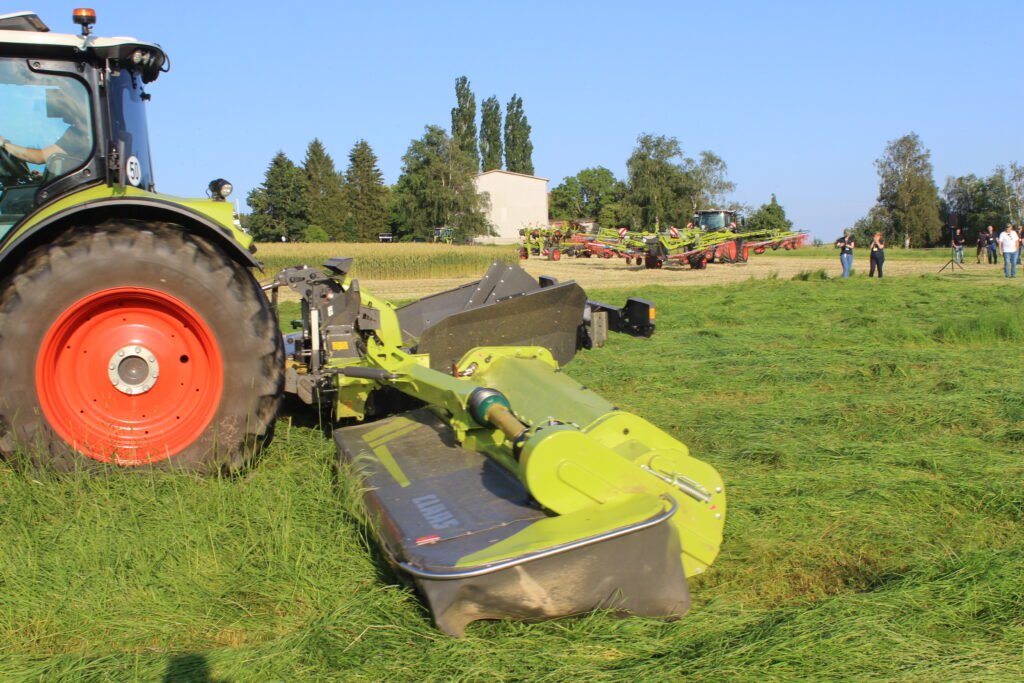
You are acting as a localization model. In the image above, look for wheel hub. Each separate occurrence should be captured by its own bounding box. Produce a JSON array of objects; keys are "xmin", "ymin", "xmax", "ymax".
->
[{"xmin": 107, "ymin": 345, "xmax": 159, "ymax": 395}]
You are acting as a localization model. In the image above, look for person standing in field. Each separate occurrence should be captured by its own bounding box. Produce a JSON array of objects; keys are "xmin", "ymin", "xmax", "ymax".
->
[
  {"xmin": 986, "ymin": 225, "xmax": 999, "ymax": 264},
  {"xmin": 951, "ymin": 227, "xmax": 965, "ymax": 263},
  {"xmin": 834, "ymin": 229, "xmax": 855, "ymax": 278},
  {"xmin": 998, "ymin": 224, "xmax": 1020, "ymax": 278},
  {"xmin": 869, "ymin": 232, "xmax": 885, "ymax": 277},
  {"xmin": 976, "ymin": 232, "xmax": 986, "ymax": 263}
]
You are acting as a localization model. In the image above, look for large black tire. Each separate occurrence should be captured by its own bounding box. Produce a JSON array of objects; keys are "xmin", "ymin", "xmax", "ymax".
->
[
  {"xmin": 0, "ymin": 221, "xmax": 284, "ymax": 473},
  {"xmin": 735, "ymin": 238, "xmax": 748, "ymax": 263}
]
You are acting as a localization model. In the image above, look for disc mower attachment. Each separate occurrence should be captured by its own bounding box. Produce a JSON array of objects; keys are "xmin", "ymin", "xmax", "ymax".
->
[
  {"xmin": 270, "ymin": 259, "xmax": 724, "ymax": 635},
  {"xmin": 335, "ymin": 408, "xmax": 691, "ymax": 637}
]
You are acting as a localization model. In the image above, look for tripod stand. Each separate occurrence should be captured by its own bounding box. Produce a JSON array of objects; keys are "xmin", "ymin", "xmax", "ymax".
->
[{"xmin": 938, "ymin": 244, "xmax": 966, "ymax": 274}]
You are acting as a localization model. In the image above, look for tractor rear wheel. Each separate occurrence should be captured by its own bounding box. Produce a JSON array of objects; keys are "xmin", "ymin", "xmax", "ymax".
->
[{"xmin": 0, "ymin": 222, "xmax": 284, "ymax": 473}]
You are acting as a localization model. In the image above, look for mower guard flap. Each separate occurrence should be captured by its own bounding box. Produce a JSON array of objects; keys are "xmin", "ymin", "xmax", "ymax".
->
[
  {"xmin": 335, "ymin": 408, "xmax": 691, "ymax": 636},
  {"xmin": 397, "ymin": 262, "xmax": 588, "ymax": 370}
]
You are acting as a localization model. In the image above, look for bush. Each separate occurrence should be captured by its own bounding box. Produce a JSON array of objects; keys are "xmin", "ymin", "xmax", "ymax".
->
[{"xmin": 302, "ymin": 224, "xmax": 330, "ymax": 242}]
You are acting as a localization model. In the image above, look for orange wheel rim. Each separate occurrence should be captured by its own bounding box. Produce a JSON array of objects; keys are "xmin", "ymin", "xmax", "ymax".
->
[{"xmin": 36, "ymin": 287, "xmax": 223, "ymax": 464}]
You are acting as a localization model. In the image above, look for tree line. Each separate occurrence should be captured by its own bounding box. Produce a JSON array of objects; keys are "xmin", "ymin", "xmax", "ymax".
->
[
  {"xmin": 245, "ymin": 77, "xmax": 536, "ymax": 242},
  {"xmin": 852, "ymin": 132, "xmax": 1022, "ymax": 247},
  {"xmin": 549, "ymin": 134, "xmax": 794, "ymax": 233}
]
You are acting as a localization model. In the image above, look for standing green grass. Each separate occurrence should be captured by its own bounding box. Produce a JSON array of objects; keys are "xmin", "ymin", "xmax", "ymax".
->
[{"xmin": 2, "ymin": 275, "xmax": 1023, "ymax": 680}]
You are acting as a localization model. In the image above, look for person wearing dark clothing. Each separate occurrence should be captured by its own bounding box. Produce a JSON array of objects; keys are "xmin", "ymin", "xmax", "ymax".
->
[
  {"xmin": 834, "ymin": 229, "xmax": 854, "ymax": 278},
  {"xmin": 869, "ymin": 232, "xmax": 885, "ymax": 277},
  {"xmin": 985, "ymin": 226, "xmax": 999, "ymax": 264},
  {"xmin": 976, "ymin": 233, "xmax": 986, "ymax": 263},
  {"xmin": 951, "ymin": 228, "xmax": 965, "ymax": 263}
]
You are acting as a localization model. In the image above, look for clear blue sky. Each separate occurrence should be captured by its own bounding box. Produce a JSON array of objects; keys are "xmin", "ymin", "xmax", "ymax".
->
[{"xmin": 32, "ymin": 0, "xmax": 1023, "ymax": 240}]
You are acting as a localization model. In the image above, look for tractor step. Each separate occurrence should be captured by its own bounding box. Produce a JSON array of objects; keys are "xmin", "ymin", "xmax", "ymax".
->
[{"xmin": 334, "ymin": 408, "xmax": 690, "ymax": 636}]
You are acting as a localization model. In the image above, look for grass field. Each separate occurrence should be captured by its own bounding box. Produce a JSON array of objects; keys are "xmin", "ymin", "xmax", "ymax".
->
[
  {"xmin": 253, "ymin": 242, "xmax": 519, "ymax": 281},
  {"xmin": 3, "ymin": 273, "xmax": 1024, "ymax": 680}
]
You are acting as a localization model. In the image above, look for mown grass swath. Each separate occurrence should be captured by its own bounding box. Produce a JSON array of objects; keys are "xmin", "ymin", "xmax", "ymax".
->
[
  {"xmin": 255, "ymin": 241, "xmax": 519, "ymax": 281},
  {"xmin": 2, "ymin": 275, "xmax": 1023, "ymax": 680}
]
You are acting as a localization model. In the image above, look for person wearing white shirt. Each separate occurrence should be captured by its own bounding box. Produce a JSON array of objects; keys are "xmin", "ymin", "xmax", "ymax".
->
[{"xmin": 998, "ymin": 224, "xmax": 1020, "ymax": 278}]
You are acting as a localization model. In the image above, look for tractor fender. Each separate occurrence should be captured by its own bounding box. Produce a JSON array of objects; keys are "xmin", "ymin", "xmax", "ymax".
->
[{"xmin": 0, "ymin": 196, "xmax": 260, "ymax": 281}]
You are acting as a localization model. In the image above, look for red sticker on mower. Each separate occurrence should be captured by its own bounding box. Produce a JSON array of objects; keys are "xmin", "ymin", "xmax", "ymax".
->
[
  {"xmin": 618, "ymin": 227, "xmax": 628, "ymax": 238},
  {"xmin": 669, "ymin": 227, "xmax": 679, "ymax": 237},
  {"xmin": 415, "ymin": 535, "xmax": 441, "ymax": 545}
]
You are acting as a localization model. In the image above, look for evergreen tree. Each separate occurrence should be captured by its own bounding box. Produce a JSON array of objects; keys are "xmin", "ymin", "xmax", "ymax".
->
[
  {"xmin": 246, "ymin": 151, "xmax": 308, "ymax": 242},
  {"xmin": 345, "ymin": 140, "xmax": 390, "ymax": 241},
  {"xmin": 747, "ymin": 194, "xmax": 794, "ymax": 233},
  {"xmin": 393, "ymin": 125, "xmax": 489, "ymax": 241},
  {"xmin": 451, "ymin": 76, "xmax": 479, "ymax": 172},
  {"xmin": 479, "ymin": 95, "xmax": 503, "ymax": 172},
  {"xmin": 875, "ymin": 132, "xmax": 942, "ymax": 247},
  {"xmin": 302, "ymin": 138, "xmax": 347, "ymax": 239},
  {"xmin": 503, "ymin": 94, "xmax": 534, "ymax": 175}
]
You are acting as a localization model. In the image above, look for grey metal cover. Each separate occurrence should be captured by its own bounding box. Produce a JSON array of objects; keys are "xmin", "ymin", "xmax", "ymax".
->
[{"xmin": 335, "ymin": 409, "xmax": 691, "ymax": 636}]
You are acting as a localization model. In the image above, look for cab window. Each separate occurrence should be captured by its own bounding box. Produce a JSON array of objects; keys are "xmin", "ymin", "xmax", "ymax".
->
[{"xmin": 0, "ymin": 58, "xmax": 93, "ymax": 235}]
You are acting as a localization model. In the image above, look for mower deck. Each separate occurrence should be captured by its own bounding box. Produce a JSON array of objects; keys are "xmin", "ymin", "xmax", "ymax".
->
[{"xmin": 334, "ymin": 408, "xmax": 691, "ymax": 636}]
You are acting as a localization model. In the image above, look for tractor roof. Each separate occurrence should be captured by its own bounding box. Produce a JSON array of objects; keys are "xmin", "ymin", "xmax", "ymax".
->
[{"xmin": 0, "ymin": 11, "xmax": 166, "ymax": 82}]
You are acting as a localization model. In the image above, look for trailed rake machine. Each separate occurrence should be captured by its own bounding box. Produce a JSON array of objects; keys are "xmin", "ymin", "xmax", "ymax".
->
[
  {"xmin": 641, "ymin": 227, "xmax": 809, "ymax": 269},
  {"xmin": 518, "ymin": 226, "xmax": 565, "ymax": 260}
]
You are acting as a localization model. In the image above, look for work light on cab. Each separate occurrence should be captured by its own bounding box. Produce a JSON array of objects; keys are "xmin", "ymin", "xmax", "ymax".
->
[{"xmin": 208, "ymin": 178, "xmax": 233, "ymax": 200}]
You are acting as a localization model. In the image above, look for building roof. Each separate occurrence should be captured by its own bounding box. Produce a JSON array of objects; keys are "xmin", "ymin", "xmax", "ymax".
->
[{"xmin": 476, "ymin": 169, "xmax": 549, "ymax": 182}]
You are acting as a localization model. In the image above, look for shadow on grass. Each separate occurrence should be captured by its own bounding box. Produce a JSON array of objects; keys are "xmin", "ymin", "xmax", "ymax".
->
[{"xmin": 163, "ymin": 653, "xmax": 227, "ymax": 683}]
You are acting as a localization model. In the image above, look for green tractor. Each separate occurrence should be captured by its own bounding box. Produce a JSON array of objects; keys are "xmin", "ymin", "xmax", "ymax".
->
[
  {"xmin": 430, "ymin": 227, "xmax": 455, "ymax": 244},
  {"xmin": 694, "ymin": 209, "xmax": 742, "ymax": 232},
  {"xmin": 0, "ymin": 9, "xmax": 282, "ymax": 472},
  {"xmin": 0, "ymin": 9, "xmax": 726, "ymax": 635}
]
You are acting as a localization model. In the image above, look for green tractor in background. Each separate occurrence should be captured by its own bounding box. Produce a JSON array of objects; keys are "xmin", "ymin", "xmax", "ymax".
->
[
  {"xmin": 0, "ymin": 9, "xmax": 282, "ymax": 471},
  {"xmin": 0, "ymin": 10, "xmax": 726, "ymax": 636}
]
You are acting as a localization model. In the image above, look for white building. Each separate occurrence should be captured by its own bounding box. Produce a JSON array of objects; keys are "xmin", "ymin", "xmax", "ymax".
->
[{"xmin": 473, "ymin": 170, "xmax": 549, "ymax": 243}]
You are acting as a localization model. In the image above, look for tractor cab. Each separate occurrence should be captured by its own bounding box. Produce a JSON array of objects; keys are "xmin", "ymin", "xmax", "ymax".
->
[
  {"xmin": 694, "ymin": 209, "xmax": 743, "ymax": 233},
  {"xmin": 0, "ymin": 10, "xmax": 164, "ymax": 240}
]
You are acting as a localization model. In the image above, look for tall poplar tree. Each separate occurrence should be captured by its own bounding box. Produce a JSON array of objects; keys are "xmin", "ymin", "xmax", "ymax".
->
[
  {"xmin": 302, "ymin": 138, "xmax": 347, "ymax": 239},
  {"xmin": 503, "ymin": 94, "xmax": 534, "ymax": 175},
  {"xmin": 479, "ymin": 95, "xmax": 503, "ymax": 172},
  {"xmin": 451, "ymin": 76, "xmax": 479, "ymax": 172},
  {"xmin": 875, "ymin": 132, "xmax": 942, "ymax": 247},
  {"xmin": 246, "ymin": 151, "xmax": 308, "ymax": 242},
  {"xmin": 345, "ymin": 140, "xmax": 389, "ymax": 241}
]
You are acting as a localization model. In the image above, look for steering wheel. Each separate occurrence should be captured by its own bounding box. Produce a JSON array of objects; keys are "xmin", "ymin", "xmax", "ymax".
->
[{"xmin": 0, "ymin": 145, "xmax": 30, "ymax": 184}]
